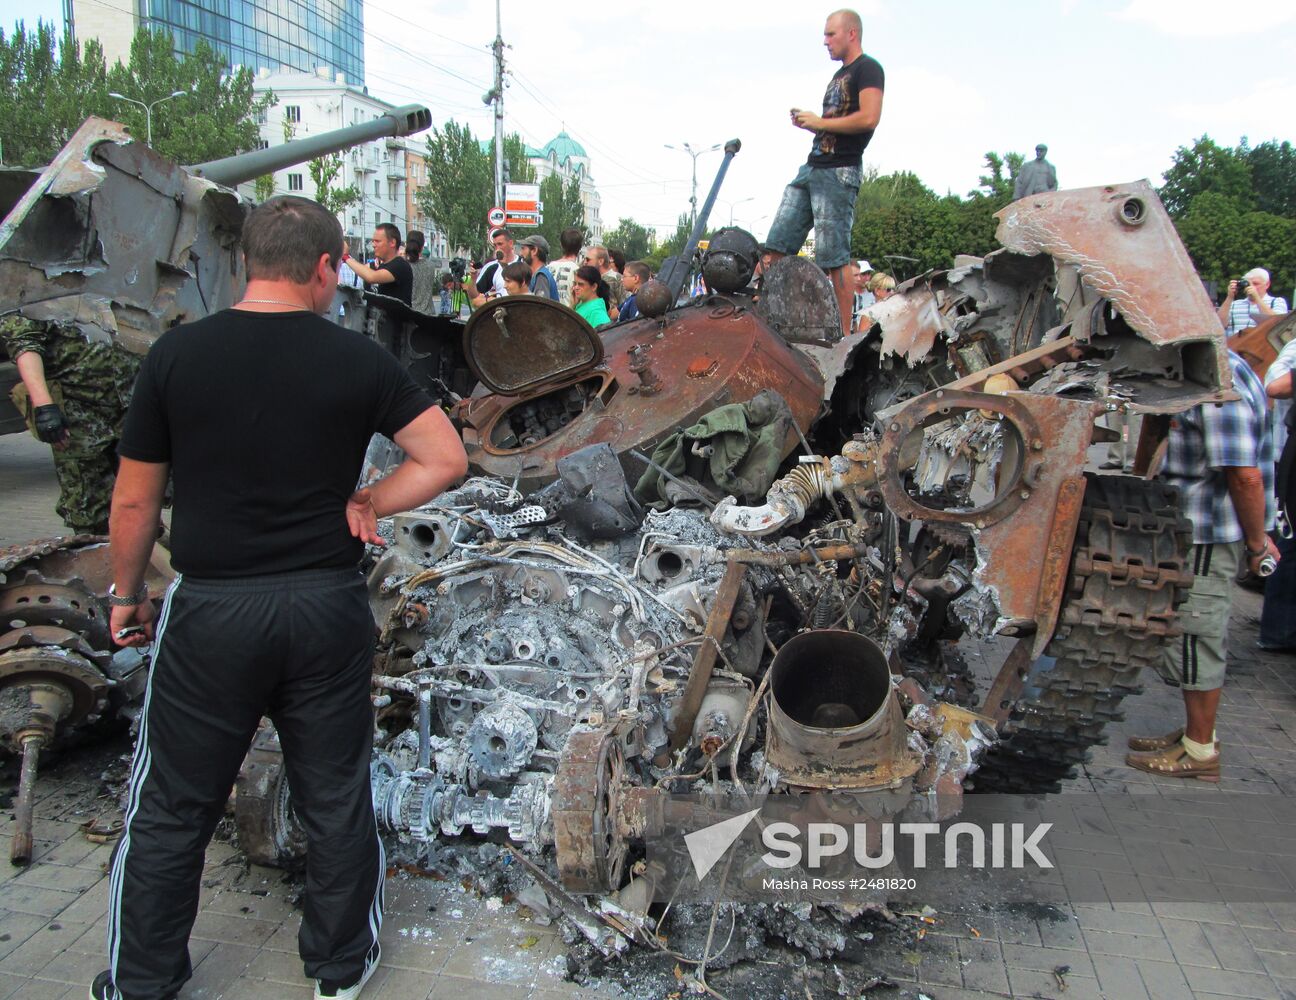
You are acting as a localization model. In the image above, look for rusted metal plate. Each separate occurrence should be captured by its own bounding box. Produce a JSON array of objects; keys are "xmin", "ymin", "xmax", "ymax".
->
[
  {"xmin": 668, "ymin": 562, "xmax": 745, "ymax": 753},
  {"xmin": 877, "ymin": 389, "xmax": 1099, "ymax": 631},
  {"xmin": 754, "ymin": 255, "xmax": 842, "ymax": 346},
  {"xmin": 459, "ymin": 299, "xmax": 824, "ymax": 487},
  {"xmin": 871, "ymin": 285, "xmax": 944, "ymax": 363},
  {"xmin": 982, "ymin": 637, "xmax": 1034, "ymax": 728},
  {"xmin": 1031, "ymin": 474, "xmax": 1087, "ymax": 657},
  {"xmin": 995, "ymin": 180, "xmax": 1228, "ymax": 391}
]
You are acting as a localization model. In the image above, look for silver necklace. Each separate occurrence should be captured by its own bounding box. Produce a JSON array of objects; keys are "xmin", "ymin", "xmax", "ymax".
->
[{"xmin": 239, "ymin": 298, "xmax": 306, "ymax": 309}]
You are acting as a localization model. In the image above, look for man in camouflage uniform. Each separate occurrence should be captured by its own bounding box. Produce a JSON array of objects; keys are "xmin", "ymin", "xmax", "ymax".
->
[{"xmin": 2, "ymin": 316, "xmax": 140, "ymax": 534}]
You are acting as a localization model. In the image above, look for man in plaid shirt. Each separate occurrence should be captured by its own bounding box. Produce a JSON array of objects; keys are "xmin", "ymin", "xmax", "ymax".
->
[{"xmin": 1126, "ymin": 350, "xmax": 1279, "ymax": 780}]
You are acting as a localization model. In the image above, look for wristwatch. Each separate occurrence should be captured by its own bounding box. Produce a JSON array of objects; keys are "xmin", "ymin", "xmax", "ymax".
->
[{"xmin": 106, "ymin": 583, "xmax": 148, "ymax": 607}]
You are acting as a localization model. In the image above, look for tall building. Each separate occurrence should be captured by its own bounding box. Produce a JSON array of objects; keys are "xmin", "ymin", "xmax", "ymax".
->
[
  {"xmin": 248, "ymin": 70, "xmax": 432, "ymax": 258},
  {"xmin": 68, "ymin": 0, "xmax": 365, "ymax": 86},
  {"xmin": 526, "ymin": 131, "xmax": 602, "ymax": 242}
]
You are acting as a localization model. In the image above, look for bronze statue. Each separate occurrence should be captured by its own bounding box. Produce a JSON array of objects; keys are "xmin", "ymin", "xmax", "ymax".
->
[{"xmin": 1013, "ymin": 143, "xmax": 1058, "ymax": 199}]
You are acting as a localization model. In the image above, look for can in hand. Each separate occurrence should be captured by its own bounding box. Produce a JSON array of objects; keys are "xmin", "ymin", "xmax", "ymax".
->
[{"xmin": 1258, "ymin": 554, "xmax": 1278, "ymax": 578}]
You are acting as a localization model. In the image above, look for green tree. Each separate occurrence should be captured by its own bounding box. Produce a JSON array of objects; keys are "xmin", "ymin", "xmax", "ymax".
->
[
  {"xmin": 536, "ymin": 172, "xmax": 586, "ymax": 251},
  {"xmin": 0, "ymin": 20, "xmax": 108, "ymax": 166},
  {"xmin": 417, "ymin": 120, "xmax": 491, "ymax": 254},
  {"xmin": 309, "ymin": 152, "xmax": 360, "ymax": 215},
  {"xmin": 104, "ymin": 30, "xmax": 270, "ymax": 163},
  {"xmin": 1175, "ymin": 191, "xmax": 1296, "ymax": 294},
  {"xmin": 969, "ymin": 151, "xmax": 1024, "ymax": 202},
  {"xmin": 1244, "ymin": 139, "xmax": 1296, "ymax": 218},
  {"xmin": 0, "ymin": 21, "xmax": 268, "ymax": 168},
  {"xmin": 1159, "ymin": 135, "xmax": 1254, "ymax": 217},
  {"xmin": 253, "ymin": 174, "xmax": 276, "ymax": 202},
  {"xmin": 602, "ymin": 217, "xmax": 654, "ymax": 261}
]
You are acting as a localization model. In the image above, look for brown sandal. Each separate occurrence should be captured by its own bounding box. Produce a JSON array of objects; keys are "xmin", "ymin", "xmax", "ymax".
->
[
  {"xmin": 1125, "ymin": 744, "xmax": 1220, "ymax": 782},
  {"xmin": 1127, "ymin": 728, "xmax": 1219, "ymax": 752},
  {"xmin": 1126, "ymin": 728, "xmax": 1184, "ymax": 752}
]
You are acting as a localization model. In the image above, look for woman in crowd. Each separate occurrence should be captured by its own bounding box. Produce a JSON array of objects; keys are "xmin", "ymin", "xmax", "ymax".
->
[
  {"xmin": 869, "ymin": 273, "xmax": 896, "ymax": 302},
  {"xmin": 571, "ymin": 265, "xmax": 612, "ymax": 328}
]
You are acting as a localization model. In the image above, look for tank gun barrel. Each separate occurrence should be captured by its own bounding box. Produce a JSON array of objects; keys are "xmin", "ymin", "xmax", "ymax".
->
[
  {"xmin": 186, "ymin": 103, "xmax": 433, "ymax": 189},
  {"xmin": 663, "ymin": 139, "xmax": 740, "ymax": 301}
]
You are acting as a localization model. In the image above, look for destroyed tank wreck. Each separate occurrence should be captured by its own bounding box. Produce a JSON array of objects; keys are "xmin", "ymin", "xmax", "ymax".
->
[
  {"xmin": 0, "ymin": 115, "xmax": 1230, "ymax": 970},
  {"xmin": 234, "ymin": 181, "xmax": 1228, "ymax": 965}
]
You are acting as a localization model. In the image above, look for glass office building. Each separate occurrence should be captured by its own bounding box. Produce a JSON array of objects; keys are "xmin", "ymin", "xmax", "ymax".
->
[{"xmin": 137, "ymin": 0, "xmax": 365, "ymax": 86}]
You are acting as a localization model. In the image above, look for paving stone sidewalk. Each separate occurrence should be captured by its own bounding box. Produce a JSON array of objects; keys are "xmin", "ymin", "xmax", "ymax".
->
[{"xmin": 2, "ymin": 433, "xmax": 1295, "ymax": 999}]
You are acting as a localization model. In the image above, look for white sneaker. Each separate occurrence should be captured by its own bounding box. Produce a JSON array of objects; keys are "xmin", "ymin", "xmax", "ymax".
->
[{"xmin": 314, "ymin": 959, "xmax": 377, "ymax": 1000}]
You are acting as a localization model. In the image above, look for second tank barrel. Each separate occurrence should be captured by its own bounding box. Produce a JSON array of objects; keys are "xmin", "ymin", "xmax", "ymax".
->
[{"xmin": 186, "ymin": 103, "xmax": 433, "ymax": 189}]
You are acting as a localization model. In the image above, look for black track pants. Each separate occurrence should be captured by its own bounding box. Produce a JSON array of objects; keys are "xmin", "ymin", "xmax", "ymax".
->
[{"xmin": 106, "ymin": 568, "xmax": 383, "ymax": 1000}]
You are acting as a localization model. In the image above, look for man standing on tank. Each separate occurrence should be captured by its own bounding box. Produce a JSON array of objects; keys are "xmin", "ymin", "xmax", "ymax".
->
[
  {"xmin": 764, "ymin": 9, "xmax": 883, "ymax": 338},
  {"xmin": 93, "ymin": 196, "xmax": 467, "ymax": 1000}
]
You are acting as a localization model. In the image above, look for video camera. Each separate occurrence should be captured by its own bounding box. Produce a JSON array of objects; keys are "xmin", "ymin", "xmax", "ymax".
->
[{"xmin": 448, "ymin": 256, "xmax": 468, "ymax": 280}]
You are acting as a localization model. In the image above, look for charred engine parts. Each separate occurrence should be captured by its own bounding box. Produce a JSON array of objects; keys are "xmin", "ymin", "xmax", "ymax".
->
[{"xmin": 0, "ymin": 539, "xmax": 166, "ymax": 864}]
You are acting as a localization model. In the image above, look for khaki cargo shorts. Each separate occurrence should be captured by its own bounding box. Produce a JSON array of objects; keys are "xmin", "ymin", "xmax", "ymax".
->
[{"xmin": 1156, "ymin": 541, "xmax": 1239, "ymax": 692}]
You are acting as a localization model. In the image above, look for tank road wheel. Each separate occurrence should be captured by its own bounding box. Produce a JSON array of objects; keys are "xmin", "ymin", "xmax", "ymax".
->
[
  {"xmin": 972, "ymin": 474, "xmax": 1193, "ymax": 793},
  {"xmin": 234, "ymin": 723, "xmax": 308, "ymax": 869}
]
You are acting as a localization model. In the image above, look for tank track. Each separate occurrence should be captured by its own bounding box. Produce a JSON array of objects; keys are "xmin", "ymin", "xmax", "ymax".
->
[{"xmin": 970, "ymin": 473, "xmax": 1193, "ymax": 793}]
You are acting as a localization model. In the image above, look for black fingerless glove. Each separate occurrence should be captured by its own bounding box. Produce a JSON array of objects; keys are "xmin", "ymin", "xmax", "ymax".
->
[{"xmin": 33, "ymin": 404, "xmax": 68, "ymax": 444}]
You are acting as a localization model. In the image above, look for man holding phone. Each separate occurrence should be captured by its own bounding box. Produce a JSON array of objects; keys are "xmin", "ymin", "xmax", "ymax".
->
[
  {"xmin": 96, "ymin": 196, "xmax": 467, "ymax": 1000},
  {"xmin": 763, "ymin": 8, "xmax": 884, "ymax": 338}
]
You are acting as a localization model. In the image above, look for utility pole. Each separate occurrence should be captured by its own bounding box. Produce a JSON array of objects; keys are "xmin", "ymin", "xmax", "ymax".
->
[
  {"xmin": 664, "ymin": 142, "xmax": 721, "ymax": 227},
  {"xmin": 490, "ymin": 0, "xmax": 505, "ymax": 213}
]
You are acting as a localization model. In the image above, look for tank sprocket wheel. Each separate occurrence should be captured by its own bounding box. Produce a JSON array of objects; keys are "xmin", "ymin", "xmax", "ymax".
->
[
  {"xmin": 551, "ymin": 725, "xmax": 630, "ymax": 893},
  {"xmin": 971, "ymin": 473, "xmax": 1192, "ymax": 793},
  {"xmin": 234, "ymin": 722, "xmax": 308, "ymax": 869}
]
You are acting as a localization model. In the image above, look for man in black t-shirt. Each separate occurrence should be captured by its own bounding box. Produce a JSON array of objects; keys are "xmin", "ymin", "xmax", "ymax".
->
[
  {"xmin": 94, "ymin": 196, "xmax": 467, "ymax": 1000},
  {"xmin": 764, "ymin": 8, "xmax": 884, "ymax": 338},
  {"xmin": 346, "ymin": 222, "xmax": 414, "ymax": 306}
]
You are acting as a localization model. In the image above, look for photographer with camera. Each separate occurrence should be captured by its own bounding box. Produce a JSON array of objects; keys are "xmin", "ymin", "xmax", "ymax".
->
[
  {"xmin": 1219, "ymin": 266, "xmax": 1288, "ymax": 337},
  {"xmin": 468, "ymin": 228, "xmax": 522, "ymax": 309}
]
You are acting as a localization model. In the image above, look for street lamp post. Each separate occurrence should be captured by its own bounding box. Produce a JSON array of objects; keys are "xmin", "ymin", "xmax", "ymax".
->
[
  {"xmin": 664, "ymin": 141, "xmax": 721, "ymax": 226},
  {"xmin": 108, "ymin": 89, "xmax": 188, "ymax": 146},
  {"xmin": 717, "ymin": 197, "xmax": 756, "ymax": 227}
]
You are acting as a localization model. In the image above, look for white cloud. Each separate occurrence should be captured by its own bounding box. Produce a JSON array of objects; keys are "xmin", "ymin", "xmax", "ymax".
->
[{"xmin": 1112, "ymin": 0, "xmax": 1296, "ymax": 36}]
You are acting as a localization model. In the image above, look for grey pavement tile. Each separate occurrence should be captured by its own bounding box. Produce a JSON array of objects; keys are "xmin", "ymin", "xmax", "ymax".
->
[
  {"xmin": 201, "ymin": 885, "xmax": 300, "ymax": 924},
  {"xmin": 377, "ymin": 921, "xmax": 452, "ymax": 974},
  {"xmin": 957, "ymin": 936, "xmax": 1009, "ymax": 993},
  {"xmin": 0, "ymin": 920, "xmax": 91, "ymax": 977},
  {"xmin": 9, "ymin": 863, "xmax": 105, "ymax": 896},
  {"xmin": 214, "ymin": 979, "xmax": 314, "ymax": 999},
  {"xmin": 1258, "ymin": 949, "xmax": 1296, "ymax": 980},
  {"xmin": 1001, "ymin": 942, "xmax": 1096, "ymax": 977},
  {"xmin": 1073, "ymin": 905, "xmax": 1164, "ymax": 937},
  {"xmin": 1134, "ymin": 958, "xmax": 1194, "ymax": 1000},
  {"xmin": 426, "ymin": 978, "xmax": 531, "ymax": 1000},
  {"xmin": 1205, "ymin": 921, "xmax": 1269, "ymax": 973},
  {"xmin": 0, "ymin": 911, "xmax": 51, "ymax": 961},
  {"xmin": 32, "ymin": 946, "xmax": 103, "ymax": 985},
  {"xmin": 1182, "ymin": 964, "xmax": 1283, "ymax": 999},
  {"xmin": 0, "ymin": 884, "xmax": 81, "ymax": 919},
  {"xmin": 1159, "ymin": 917, "xmax": 1222, "ymax": 968},
  {"xmin": 1082, "ymin": 927, "xmax": 1175, "ymax": 962},
  {"xmin": 1006, "ymin": 965, "xmax": 1103, "ymax": 999},
  {"xmin": 1037, "ymin": 915, "xmax": 1086, "ymax": 951},
  {"xmin": 1243, "ymin": 926, "xmax": 1296, "ymax": 953},
  {"xmin": 188, "ymin": 909, "xmax": 281, "ymax": 950},
  {"xmin": 184, "ymin": 941, "xmax": 260, "ymax": 997},
  {"xmin": 243, "ymin": 946, "xmax": 310, "ymax": 984},
  {"xmin": 1153, "ymin": 901, "xmax": 1243, "ymax": 924},
  {"xmin": 1093, "ymin": 954, "xmax": 1151, "ymax": 999},
  {"xmin": 363, "ymin": 966, "xmax": 438, "ymax": 1000}
]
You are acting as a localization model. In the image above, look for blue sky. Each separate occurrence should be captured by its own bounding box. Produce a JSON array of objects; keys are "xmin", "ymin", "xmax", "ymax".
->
[{"xmin": 11, "ymin": 0, "xmax": 1296, "ymax": 242}]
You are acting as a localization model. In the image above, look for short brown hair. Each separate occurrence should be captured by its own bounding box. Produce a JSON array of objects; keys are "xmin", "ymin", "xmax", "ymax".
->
[
  {"xmin": 625, "ymin": 261, "xmax": 651, "ymax": 283},
  {"xmin": 242, "ymin": 196, "xmax": 343, "ymax": 283},
  {"xmin": 586, "ymin": 245, "xmax": 609, "ymax": 268},
  {"xmin": 502, "ymin": 261, "xmax": 531, "ymax": 286},
  {"xmin": 560, "ymin": 227, "xmax": 584, "ymax": 255}
]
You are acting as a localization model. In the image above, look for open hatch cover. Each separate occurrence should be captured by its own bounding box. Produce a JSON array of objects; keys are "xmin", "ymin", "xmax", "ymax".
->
[{"xmin": 463, "ymin": 297, "xmax": 605, "ymax": 396}]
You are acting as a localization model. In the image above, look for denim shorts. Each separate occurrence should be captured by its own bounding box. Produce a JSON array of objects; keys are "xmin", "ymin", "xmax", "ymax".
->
[{"xmin": 764, "ymin": 162, "xmax": 861, "ymax": 269}]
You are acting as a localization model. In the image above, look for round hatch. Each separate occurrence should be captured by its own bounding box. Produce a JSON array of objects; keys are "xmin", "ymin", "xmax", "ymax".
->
[{"xmin": 463, "ymin": 297, "xmax": 605, "ymax": 396}]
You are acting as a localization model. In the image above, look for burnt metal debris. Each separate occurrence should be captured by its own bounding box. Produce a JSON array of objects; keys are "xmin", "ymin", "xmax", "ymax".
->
[{"xmin": 0, "ymin": 121, "xmax": 1228, "ymax": 974}]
